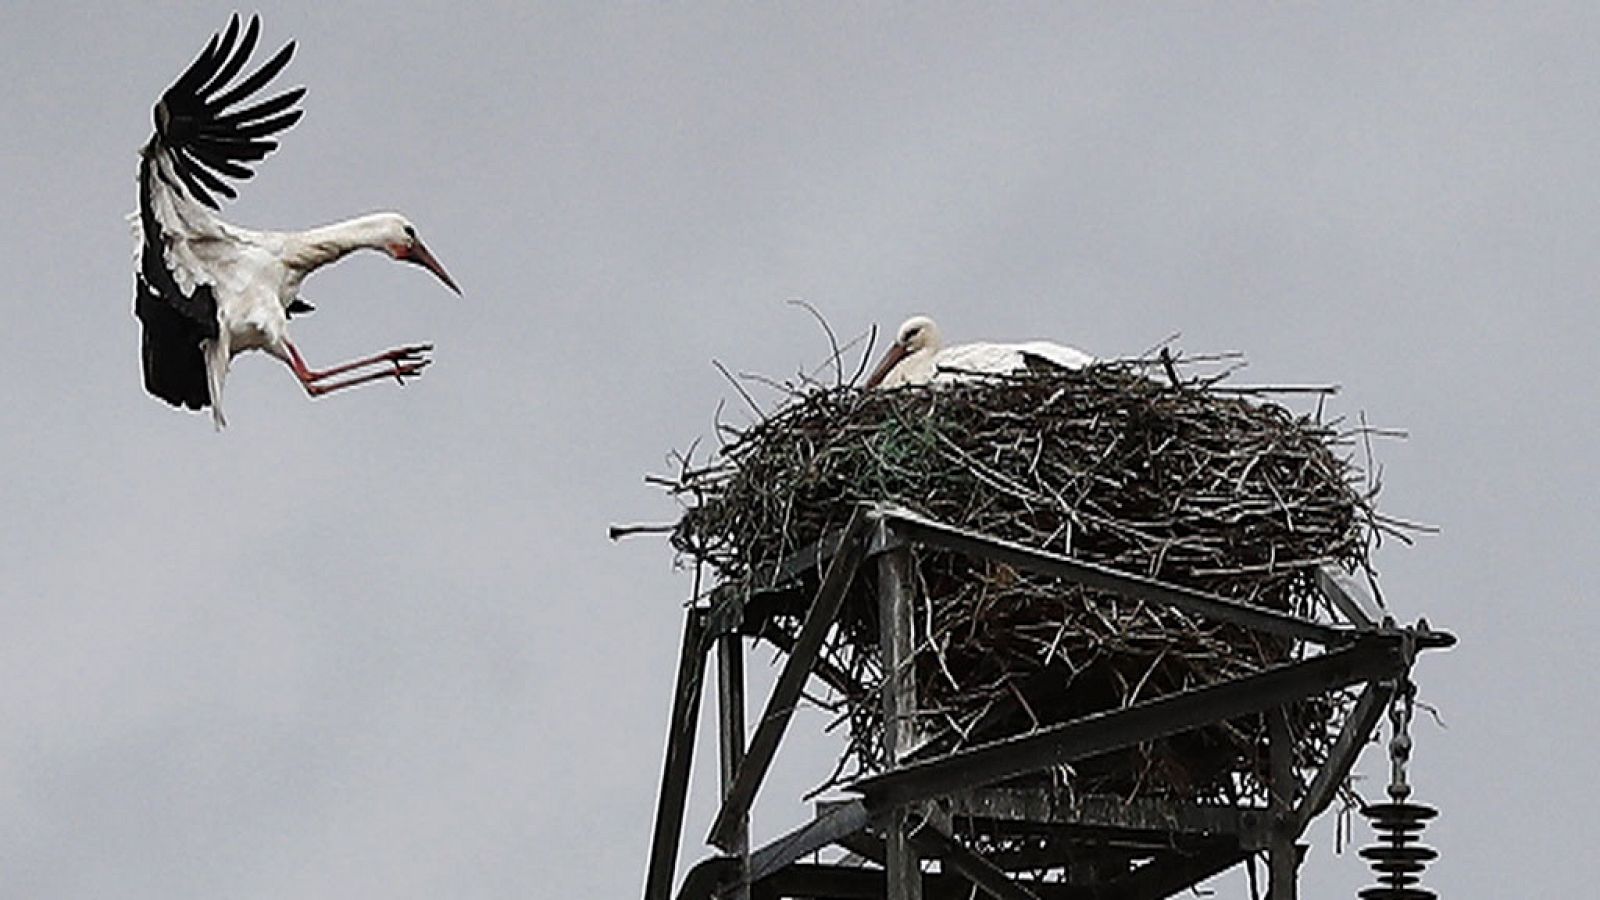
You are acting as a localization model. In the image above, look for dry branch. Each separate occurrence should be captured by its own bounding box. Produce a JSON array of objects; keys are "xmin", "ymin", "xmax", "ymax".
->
[{"xmin": 660, "ymin": 357, "xmax": 1393, "ymax": 803}]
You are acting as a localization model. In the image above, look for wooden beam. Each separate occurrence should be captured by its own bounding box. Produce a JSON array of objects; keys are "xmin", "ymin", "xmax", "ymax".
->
[
  {"xmin": 1268, "ymin": 708, "xmax": 1298, "ymax": 900},
  {"xmin": 1315, "ymin": 565, "xmax": 1378, "ymax": 628},
  {"xmin": 1110, "ymin": 845, "xmax": 1249, "ymax": 899},
  {"xmin": 878, "ymin": 534, "xmax": 923, "ymax": 900},
  {"xmin": 747, "ymin": 801, "xmax": 872, "ymax": 883},
  {"xmin": 644, "ymin": 608, "xmax": 710, "ymax": 900},
  {"xmin": 1289, "ymin": 680, "xmax": 1393, "ymax": 836},
  {"xmin": 708, "ymin": 511, "xmax": 872, "ymax": 851},
  {"xmin": 749, "ymin": 862, "xmax": 1083, "ymax": 900},
  {"xmin": 717, "ymin": 633, "xmax": 751, "ymax": 900},
  {"xmin": 752, "ymin": 624, "xmax": 863, "ymax": 702},
  {"xmin": 945, "ymin": 788, "xmax": 1264, "ymax": 844},
  {"xmin": 914, "ymin": 825, "xmax": 1040, "ymax": 900},
  {"xmin": 878, "ymin": 505, "xmax": 1347, "ymax": 646},
  {"xmin": 852, "ymin": 636, "xmax": 1408, "ymax": 811}
]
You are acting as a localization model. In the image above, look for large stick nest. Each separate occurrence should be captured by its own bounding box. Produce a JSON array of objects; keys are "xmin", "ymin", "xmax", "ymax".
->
[{"xmin": 664, "ymin": 358, "xmax": 1399, "ymax": 803}]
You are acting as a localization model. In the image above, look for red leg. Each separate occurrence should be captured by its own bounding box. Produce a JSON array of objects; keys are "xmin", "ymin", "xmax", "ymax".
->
[{"xmin": 283, "ymin": 341, "xmax": 432, "ymax": 397}]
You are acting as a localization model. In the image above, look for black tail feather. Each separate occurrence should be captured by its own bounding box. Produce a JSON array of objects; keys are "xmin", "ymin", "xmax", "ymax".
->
[{"xmin": 135, "ymin": 276, "xmax": 210, "ymax": 411}]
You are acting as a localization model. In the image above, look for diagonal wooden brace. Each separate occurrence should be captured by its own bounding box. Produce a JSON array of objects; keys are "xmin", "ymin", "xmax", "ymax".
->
[{"xmin": 708, "ymin": 510, "xmax": 873, "ymax": 851}]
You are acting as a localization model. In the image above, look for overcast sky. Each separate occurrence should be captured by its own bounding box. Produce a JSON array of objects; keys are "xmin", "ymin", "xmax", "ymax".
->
[{"xmin": 2, "ymin": 3, "xmax": 1594, "ymax": 897}]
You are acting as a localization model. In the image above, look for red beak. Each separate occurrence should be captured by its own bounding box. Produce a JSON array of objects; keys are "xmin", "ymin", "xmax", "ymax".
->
[
  {"xmin": 863, "ymin": 342, "xmax": 910, "ymax": 389},
  {"xmin": 403, "ymin": 237, "xmax": 461, "ymax": 295}
]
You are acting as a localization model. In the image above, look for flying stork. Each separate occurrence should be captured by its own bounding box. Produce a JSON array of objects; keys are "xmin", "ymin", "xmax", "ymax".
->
[
  {"xmin": 863, "ymin": 315, "xmax": 1096, "ymax": 389},
  {"xmin": 133, "ymin": 14, "xmax": 460, "ymax": 428}
]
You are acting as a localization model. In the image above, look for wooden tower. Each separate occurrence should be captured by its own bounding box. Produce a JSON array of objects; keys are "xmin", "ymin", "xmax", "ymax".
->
[{"xmin": 643, "ymin": 504, "xmax": 1452, "ymax": 900}]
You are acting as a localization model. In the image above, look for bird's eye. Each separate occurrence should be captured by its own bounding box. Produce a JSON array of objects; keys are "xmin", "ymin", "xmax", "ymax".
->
[{"xmin": 403, "ymin": 225, "xmax": 417, "ymax": 240}]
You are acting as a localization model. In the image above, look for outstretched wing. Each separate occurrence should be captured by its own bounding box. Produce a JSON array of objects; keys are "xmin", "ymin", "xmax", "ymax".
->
[
  {"xmin": 133, "ymin": 14, "xmax": 302, "ymax": 414},
  {"xmin": 149, "ymin": 13, "xmax": 303, "ymax": 209}
]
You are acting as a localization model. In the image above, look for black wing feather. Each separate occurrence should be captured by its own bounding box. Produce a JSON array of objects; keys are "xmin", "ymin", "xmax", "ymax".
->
[
  {"xmin": 136, "ymin": 274, "xmax": 212, "ymax": 411},
  {"xmin": 134, "ymin": 14, "xmax": 302, "ymax": 413},
  {"xmin": 182, "ymin": 147, "xmax": 254, "ymax": 181},
  {"xmin": 195, "ymin": 15, "xmax": 242, "ymax": 87},
  {"xmin": 169, "ymin": 31, "xmax": 224, "ymax": 101},
  {"xmin": 149, "ymin": 14, "xmax": 302, "ymax": 210},
  {"xmin": 191, "ymin": 135, "xmax": 278, "ymax": 162},
  {"xmin": 196, "ymin": 15, "xmax": 259, "ymax": 98},
  {"xmin": 177, "ymin": 152, "xmax": 238, "ymax": 201},
  {"xmin": 134, "ymin": 154, "xmax": 217, "ymax": 411},
  {"xmin": 215, "ymin": 87, "xmax": 306, "ymax": 127},
  {"xmin": 167, "ymin": 155, "xmax": 220, "ymax": 209},
  {"xmin": 208, "ymin": 40, "xmax": 298, "ymax": 113},
  {"xmin": 228, "ymin": 110, "xmax": 304, "ymax": 139}
]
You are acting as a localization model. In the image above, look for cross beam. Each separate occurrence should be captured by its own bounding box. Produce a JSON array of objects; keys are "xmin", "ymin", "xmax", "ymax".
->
[
  {"xmin": 875, "ymin": 505, "xmax": 1348, "ymax": 647},
  {"xmin": 851, "ymin": 635, "xmax": 1408, "ymax": 811}
]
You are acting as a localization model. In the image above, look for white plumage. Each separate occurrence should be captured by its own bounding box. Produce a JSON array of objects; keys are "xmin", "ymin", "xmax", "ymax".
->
[
  {"xmin": 133, "ymin": 14, "xmax": 459, "ymax": 428},
  {"xmin": 863, "ymin": 316, "xmax": 1095, "ymax": 389}
]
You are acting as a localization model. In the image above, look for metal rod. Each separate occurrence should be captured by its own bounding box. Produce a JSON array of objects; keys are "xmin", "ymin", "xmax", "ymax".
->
[
  {"xmin": 877, "ymin": 531, "xmax": 923, "ymax": 900},
  {"xmin": 643, "ymin": 608, "xmax": 710, "ymax": 900},
  {"xmin": 717, "ymin": 633, "xmax": 751, "ymax": 900},
  {"xmin": 708, "ymin": 510, "xmax": 872, "ymax": 851},
  {"xmin": 852, "ymin": 636, "xmax": 1408, "ymax": 811},
  {"xmin": 877, "ymin": 505, "xmax": 1348, "ymax": 646}
]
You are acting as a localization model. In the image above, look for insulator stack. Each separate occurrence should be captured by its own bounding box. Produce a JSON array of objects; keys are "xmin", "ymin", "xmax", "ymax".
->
[{"xmin": 1358, "ymin": 800, "xmax": 1438, "ymax": 900}]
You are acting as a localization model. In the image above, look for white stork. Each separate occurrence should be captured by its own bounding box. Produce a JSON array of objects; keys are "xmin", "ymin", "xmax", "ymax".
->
[
  {"xmin": 863, "ymin": 315, "xmax": 1096, "ymax": 389},
  {"xmin": 133, "ymin": 14, "xmax": 459, "ymax": 428}
]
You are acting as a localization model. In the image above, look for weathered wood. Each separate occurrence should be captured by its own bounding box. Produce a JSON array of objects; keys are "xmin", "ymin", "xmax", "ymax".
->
[
  {"xmin": 914, "ymin": 824, "xmax": 1041, "ymax": 900},
  {"xmin": 1315, "ymin": 564, "xmax": 1378, "ymax": 628},
  {"xmin": 852, "ymin": 636, "xmax": 1408, "ymax": 811},
  {"xmin": 717, "ymin": 633, "xmax": 751, "ymax": 900},
  {"xmin": 1268, "ymin": 707, "xmax": 1298, "ymax": 900},
  {"xmin": 878, "ymin": 534, "xmax": 924, "ymax": 900},
  {"xmin": 643, "ymin": 608, "xmax": 710, "ymax": 900},
  {"xmin": 747, "ymin": 800, "xmax": 872, "ymax": 883},
  {"xmin": 671, "ymin": 857, "xmax": 739, "ymax": 900},
  {"xmin": 751, "ymin": 624, "xmax": 861, "ymax": 702},
  {"xmin": 1290, "ymin": 679, "xmax": 1393, "ymax": 836},
  {"xmin": 747, "ymin": 862, "xmax": 1084, "ymax": 900},
  {"xmin": 879, "ymin": 505, "xmax": 1348, "ymax": 646},
  {"xmin": 945, "ymin": 788, "xmax": 1266, "ymax": 844},
  {"xmin": 704, "ymin": 524, "xmax": 854, "ymax": 635},
  {"xmin": 1109, "ymin": 845, "xmax": 1250, "ymax": 899},
  {"xmin": 708, "ymin": 510, "xmax": 872, "ymax": 850}
]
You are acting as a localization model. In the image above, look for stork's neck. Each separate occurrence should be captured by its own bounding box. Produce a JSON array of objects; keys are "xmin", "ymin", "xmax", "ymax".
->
[{"xmin": 282, "ymin": 214, "xmax": 400, "ymax": 273}]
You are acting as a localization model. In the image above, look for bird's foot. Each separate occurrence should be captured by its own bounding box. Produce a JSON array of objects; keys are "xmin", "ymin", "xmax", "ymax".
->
[
  {"xmin": 297, "ymin": 343, "xmax": 436, "ymax": 397},
  {"xmin": 385, "ymin": 344, "xmax": 433, "ymax": 385}
]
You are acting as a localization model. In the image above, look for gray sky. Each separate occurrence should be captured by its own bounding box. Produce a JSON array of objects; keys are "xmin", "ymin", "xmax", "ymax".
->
[{"xmin": 1, "ymin": 3, "xmax": 1593, "ymax": 897}]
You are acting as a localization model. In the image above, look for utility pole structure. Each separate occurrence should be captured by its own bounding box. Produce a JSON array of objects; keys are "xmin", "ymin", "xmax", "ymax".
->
[{"xmin": 643, "ymin": 504, "xmax": 1453, "ymax": 900}]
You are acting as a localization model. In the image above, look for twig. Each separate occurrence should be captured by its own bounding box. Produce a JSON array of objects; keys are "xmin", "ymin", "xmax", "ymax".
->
[
  {"xmin": 786, "ymin": 297, "xmax": 845, "ymax": 388},
  {"xmin": 712, "ymin": 358, "xmax": 764, "ymax": 420},
  {"xmin": 609, "ymin": 522, "xmax": 676, "ymax": 541}
]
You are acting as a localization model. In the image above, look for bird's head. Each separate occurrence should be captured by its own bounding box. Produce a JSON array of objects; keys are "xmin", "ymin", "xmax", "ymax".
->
[
  {"xmin": 863, "ymin": 315, "xmax": 942, "ymax": 388},
  {"xmin": 374, "ymin": 212, "xmax": 461, "ymax": 295},
  {"xmin": 894, "ymin": 315, "xmax": 941, "ymax": 355}
]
